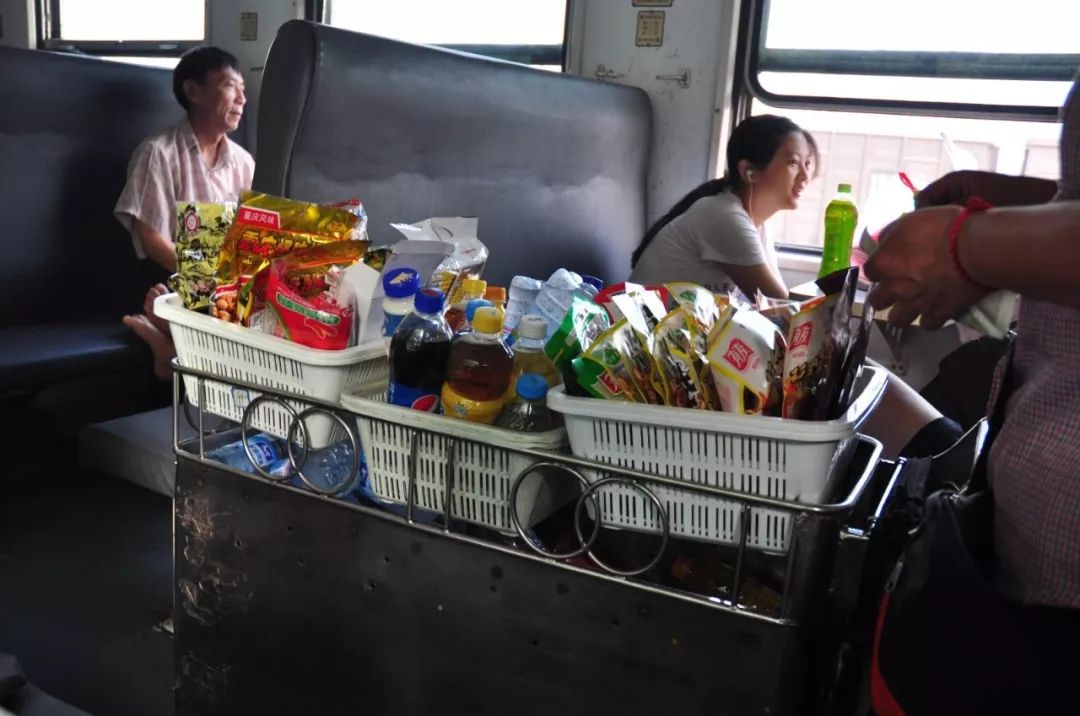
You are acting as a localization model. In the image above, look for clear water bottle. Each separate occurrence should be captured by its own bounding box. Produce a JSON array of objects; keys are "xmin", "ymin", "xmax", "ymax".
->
[
  {"xmin": 205, "ymin": 433, "xmax": 287, "ymax": 473},
  {"xmin": 531, "ymin": 269, "xmax": 584, "ymax": 339},
  {"xmin": 285, "ymin": 441, "xmax": 360, "ymax": 496},
  {"xmin": 495, "ymin": 373, "xmax": 556, "ymax": 432},
  {"xmin": 504, "ymin": 275, "xmax": 543, "ymax": 339}
]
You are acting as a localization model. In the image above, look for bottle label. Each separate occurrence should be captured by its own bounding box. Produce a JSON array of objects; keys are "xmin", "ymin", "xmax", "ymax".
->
[
  {"xmin": 388, "ymin": 382, "xmax": 440, "ymax": 412},
  {"xmin": 383, "ymin": 312, "xmax": 405, "ymax": 337}
]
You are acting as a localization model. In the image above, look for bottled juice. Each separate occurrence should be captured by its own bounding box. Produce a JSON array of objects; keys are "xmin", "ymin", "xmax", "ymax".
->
[
  {"xmin": 506, "ymin": 314, "xmax": 561, "ymax": 398},
  {"xmin": 457, "ymin": 298, "xmax": 493, "ymax": 335},
  {"xmin": 388, "ymin": 288, "xmax": 452, "ymax": 412},
  {"xmin": 444, "ymin": 278, "xmax": 487, "ymax": 332},
  {"xmin": 484, "ymin": 285, "xmax": 507, "ymax": 315},
  {"xmin": 818, "ymin": 183, "xmax": 859, "ymax": 278},
  {"xmin": 441, "ymin": 306, "xmax": 513, "ymax": 423}
]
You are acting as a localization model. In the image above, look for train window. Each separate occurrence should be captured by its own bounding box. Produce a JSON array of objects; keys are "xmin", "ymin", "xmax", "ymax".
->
[
  {"xmin": 326, "ymin": 0, "xmax": 567, "ymax": 70},
  {"xmin": 40, "ymin": 0, "xmax": 205, "ymax": 53},
  {"xmin": 741, "ymin": 0, "xmax": 1079, "ymax": 251}
]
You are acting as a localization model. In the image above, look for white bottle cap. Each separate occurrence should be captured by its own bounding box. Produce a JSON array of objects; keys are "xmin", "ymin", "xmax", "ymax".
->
[{"xmin": 518, "ymin": 315, "xmax": 548, "ymax": 340}]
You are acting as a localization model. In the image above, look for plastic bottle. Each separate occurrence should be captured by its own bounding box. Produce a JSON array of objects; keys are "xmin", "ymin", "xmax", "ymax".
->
[
  {"xmin": 495, "ymin": 373, "xmax": 556, "ymax": 432},
  {"xmin": 444, "ymin": 278, "xmax": 488, "ymax": 332},
  {"xmin": 582, "ymin": 275, "xmax": 605, "ymax": 294},
  {"xmin": 283, "ymin": 441, "xmax": 359, "ymax": 496},
  {"xmin": 504, "ymin": 275, "xmax": 543, "ymax": 339},
  {"xmin": 205, "ymin": 433, "xmax": 287, "ymax": 473},
  {"xmin": 818, "ymin": 183, "xmax": 859, "ymax": 278},
  {"xmin": 381, "ymin": 267, "xmax": 420, "ymax": 340},
  {"xmin": 532, "ymin": 268, "xmax": 584, "ymax": 339},
  {"xmin": 457, "ymin": 298, "xmax": 494, "ymax": 335},
  {"xmin": 388, "ymin": 287, "xmax": 453, "ymax": 412},
  {"xmin": 507, "ymin": 314, "xmax": 562, "ymax": 394},
  {"xmin": 484, "ymin": 285, "xmax": 507, "ymax": 314},
  {"xmin": 441, "ymin": 306, "xmax": 514, "ymax": 423}
]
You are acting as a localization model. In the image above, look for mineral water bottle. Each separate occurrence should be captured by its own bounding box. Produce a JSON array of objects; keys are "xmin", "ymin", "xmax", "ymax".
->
[{"xmin": 495, "ymin": 373, "xmax": 556, "ymax": 432}]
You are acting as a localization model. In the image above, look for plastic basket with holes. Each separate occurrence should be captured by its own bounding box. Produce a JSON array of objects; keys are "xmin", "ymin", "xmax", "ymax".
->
[
  {"xmin": 339, "ymin": 389, "xmax": 569, "ymax": 534},
  {"xmin": 545, "ymin": 365, "xmax": 887, "ymax": 551},
  {"xmin": 155, "ymin": 293, "xmax": 388, "ymax": 448}
]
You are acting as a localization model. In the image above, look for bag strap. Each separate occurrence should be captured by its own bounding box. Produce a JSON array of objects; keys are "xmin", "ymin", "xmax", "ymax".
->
[{"xmin": 968, "ymin": 329, "xmax": 1018, "ymax": 492}]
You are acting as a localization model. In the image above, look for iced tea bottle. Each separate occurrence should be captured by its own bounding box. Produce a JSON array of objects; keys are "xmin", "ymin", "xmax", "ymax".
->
[
  {"xmin": 818, "ymin": 183, "xmax": 858, "ymax": 278},
  {"xmin": 441, "ymin": 306, "xmax": 514, "ymax": 424}
]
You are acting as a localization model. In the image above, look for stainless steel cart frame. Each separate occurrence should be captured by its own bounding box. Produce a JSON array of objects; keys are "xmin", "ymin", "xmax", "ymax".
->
[{"xmin": 171, "ymin": 362, "xmax": 902, "ymax": 715}]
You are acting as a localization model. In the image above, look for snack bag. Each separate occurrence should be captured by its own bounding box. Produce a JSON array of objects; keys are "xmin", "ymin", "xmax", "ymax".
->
[
  {"xmin": 755, "ymin": 292, "xmax": 801, "ymax": 337},
  {"xmin": 571, "ymin": 355, "xmax": 629, "ymax": 401},
  {"xmin": 213, "ymin": 192, "xmax": 360, "ymax": 323},
  {"xmin": 261, "ymin": 242, "xmax": 368, "ymax": 350},
  {"xmin": 652, "ymin": 308, "xmax": 712, "ymax": 409},
  {"xmin": 666, "ymin": 282, "xmax": 721, "ymax": 334},
  {"xmin": 608, "ymin": 285, "xmax": 670, "ymax": 404},
  {"xmin": 781, "ymin": 268, "xmax": 858, "ymax": 420},
  {"xmin": 544, "ymin": 296, "xmax": 611, "ymax": 377},
  {"xmin": 580, "ymin": 320, "xmax": 645, "ymax": 402},
  {"xmin": 707, "ymin": 308, "xmax": 785, "ymax": 416},
  {"xmin": 596, "ymin": 282, "xmax": 672, "ymax": 322},
  {"xmin": 168, "ymin": 202, "xmax": 235, "ymax": 310}
]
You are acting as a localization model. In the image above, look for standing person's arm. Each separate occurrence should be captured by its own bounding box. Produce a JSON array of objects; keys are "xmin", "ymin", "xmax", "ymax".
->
[
  {"xmin": 865, "ymin": 202, "xmax": 1080, "ymax": 327},
  {"xmin": 916, "ymin": 170, "xmax": 1058, "ymax": 209}
]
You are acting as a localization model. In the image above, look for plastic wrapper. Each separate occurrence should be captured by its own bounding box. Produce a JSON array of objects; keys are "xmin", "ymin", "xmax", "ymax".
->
[
  {"xmin": 706, "ymin": 308, "xmax": 785, "ymax": 416},
  {"xmin": 167, "ymin": 202, "xmax": 235, "ymax": 311},
  {"xmin": 607, "ymin": 285, "xmax": 669, "ymax": 404},
  {"xmin": 212, "ymin": 192, "xmax": 361, "ymax": 323},
  {"xmin": 256, "ymin": 242, "xmax": 368, "ymax": 350},
  {"xmin": 571, "ymin": 355, "xmax": 628, "ymax": 401},
  {"xmin": 652, "ymin": 308, "xmax": 712, "ymax": 409},
  {"xmin": 391, "ymin": 218, "xmax": 488, "ymax": 307},
  {"xmin": 544, "ymin": 296, "xmax": 611, "ymax": 380},
  {"xmin": 578, "ymin": 320, "xmax": 644, "ymax": 402},
  {"xmin": 780, "ymin": 268, "xmax": 858, "ymax": 420}
]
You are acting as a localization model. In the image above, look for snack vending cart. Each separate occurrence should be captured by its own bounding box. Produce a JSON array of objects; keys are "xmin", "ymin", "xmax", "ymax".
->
[{"xmin": 163, "ymin": 294, "xmax": 905, "ymax": 715}]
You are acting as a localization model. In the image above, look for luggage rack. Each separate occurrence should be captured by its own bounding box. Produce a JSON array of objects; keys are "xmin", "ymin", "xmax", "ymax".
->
[{"xmin": 170, "ymin": 359, "xmax": 891, "ymax": 628}]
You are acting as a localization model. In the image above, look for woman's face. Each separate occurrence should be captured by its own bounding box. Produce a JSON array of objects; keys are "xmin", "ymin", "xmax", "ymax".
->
[{"xmin": 752, "ymin": 132, "xmax": 815, "ymax": 211}]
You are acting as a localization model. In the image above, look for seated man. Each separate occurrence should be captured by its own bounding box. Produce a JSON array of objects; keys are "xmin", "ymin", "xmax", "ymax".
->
[{"xmin": 114, "ymin": 46, "xmax": 254, "ymax": 379}]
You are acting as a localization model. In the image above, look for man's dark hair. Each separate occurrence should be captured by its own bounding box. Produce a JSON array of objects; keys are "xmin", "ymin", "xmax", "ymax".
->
[{"xmin": 173, "ymin": 46, "xmax": 240, "ymax": 111}]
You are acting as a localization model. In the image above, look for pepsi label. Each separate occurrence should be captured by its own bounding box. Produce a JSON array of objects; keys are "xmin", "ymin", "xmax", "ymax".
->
[{"xmin": 388, "ymin": 382, "xmax": 440, "ymax": 412}]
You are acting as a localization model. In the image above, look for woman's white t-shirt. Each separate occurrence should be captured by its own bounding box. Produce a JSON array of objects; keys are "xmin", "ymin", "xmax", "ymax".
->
[{"xmin": 630, "ymin": 189, "xmax": 777, "ymax": 293}]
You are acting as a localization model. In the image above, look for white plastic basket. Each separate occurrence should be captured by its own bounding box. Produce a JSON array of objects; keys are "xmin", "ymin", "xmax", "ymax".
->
[
  {"xmin": 155, "ymin": 293, "xmax": 388, "ymax": 448},
  {"xmin": 340, "ymin": 390, "xmax": 569, "ymax": 534},
  {"xmin": 546, "ymin": 365, "xmax": 887, "ymax": 551}
]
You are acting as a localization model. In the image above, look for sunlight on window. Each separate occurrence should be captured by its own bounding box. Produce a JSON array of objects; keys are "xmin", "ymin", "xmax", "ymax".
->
[
  {"xmin": 328, "ymin": 0, "xmax": 565, "ymax": 46},
  {"xmin": 57, "ymin": 0, "xmax": 204, "ymax": 41}
]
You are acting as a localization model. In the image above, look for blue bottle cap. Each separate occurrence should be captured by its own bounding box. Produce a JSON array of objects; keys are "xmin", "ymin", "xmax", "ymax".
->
[
  {"xmin": 516, "ymin": 373, "xmax": 549, "ymax": 401},
  {"xmin": 582, "ymin": 275, "xmax": 604, "ymax": 291},
  {"xmin": 383, "ymin": 267, "xmax": 420, "ymax": 298},
  {"xmin": 465, "ymin": 299, "xmax": 494, "ymax": 323},
  {"xmin": 413, "ymin": 287, "xmax": 446, "ymax": 314}
]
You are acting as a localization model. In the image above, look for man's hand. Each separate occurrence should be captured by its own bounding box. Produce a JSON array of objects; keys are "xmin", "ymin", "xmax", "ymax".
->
[
  {"xmin": 136, "ymin": 220, "xmax": 178, "ymax": 273},
  {"xmin": 916, "ymin": 170, "xmax": 1057, "ymax": 209},
  {"xmin": 865, "ymin": 207, "xmax": 990, "ymax": 329}
]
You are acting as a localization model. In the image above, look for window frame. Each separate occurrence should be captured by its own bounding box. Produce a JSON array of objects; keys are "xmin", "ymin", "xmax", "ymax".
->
[
  {"xmin": 37, "ymin": 0, "xmax": 205, "ymax": 55},
  {"xmin": 740, "ymin": 0, "xmax": 1079, "ymax": 122},
  {"xmin": 324, "ymin": 0, "xmax": 570, "ymax": 70}
]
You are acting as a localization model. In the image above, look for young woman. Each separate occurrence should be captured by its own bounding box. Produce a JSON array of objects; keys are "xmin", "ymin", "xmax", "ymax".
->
[{"xmin": 630, "ymin": 114, "xmax": 818, "ymax": 299}]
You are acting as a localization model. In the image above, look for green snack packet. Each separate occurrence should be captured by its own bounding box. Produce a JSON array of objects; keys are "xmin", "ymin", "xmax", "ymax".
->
[
  {"xmin": 544, "ymin": 296, "xmax": 611, "ymax": 371},
  {"xmin": 168, "ymin": 202, "xmax": 236, "ymax": 310},
  {"xmin": 571, "ymin": 355, "xmax": 627, "ymax": 401}
]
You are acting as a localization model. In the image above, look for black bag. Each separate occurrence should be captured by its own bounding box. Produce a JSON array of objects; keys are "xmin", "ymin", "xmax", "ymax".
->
[{"xmin": 870, "ymin": 340, "xmax": 1080, "ymax": 715}]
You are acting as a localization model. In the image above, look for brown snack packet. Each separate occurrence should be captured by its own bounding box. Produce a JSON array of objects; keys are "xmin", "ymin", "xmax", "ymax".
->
[
  {"xmin": 582, "ymin": 320, "xmax": 646, "ymax": 402},
  {"xmin": 781, "ymin": 268, "xmax": 859, "ymax": 420},
  {"xmin": 653, "ymin": 308, "xmax": 712, "ymax": 409}
]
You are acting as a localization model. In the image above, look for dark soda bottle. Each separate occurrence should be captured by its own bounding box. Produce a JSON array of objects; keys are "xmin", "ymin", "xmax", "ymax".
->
[{"xmin": 388, "ymin": 287, "xmax": 452, "ymax": 412}]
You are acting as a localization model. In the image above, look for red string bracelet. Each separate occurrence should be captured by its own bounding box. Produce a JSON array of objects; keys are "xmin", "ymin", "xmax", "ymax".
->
[{"xmin": 948, "ymin": 196, "xmax": 993, "ymax": 291}]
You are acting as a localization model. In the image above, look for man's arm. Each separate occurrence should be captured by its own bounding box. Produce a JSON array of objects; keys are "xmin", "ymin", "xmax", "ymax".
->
[
  {"xmin": 135, "ymin": 219, "xmax": 177, "ymax": 273},
  {"xmin": 960, "ymin": 201, "xmax": 1080, "ymax": 309},
  {"xmin": 916, "ymin": 170, "xmax": 1058, "ymax": 209}
]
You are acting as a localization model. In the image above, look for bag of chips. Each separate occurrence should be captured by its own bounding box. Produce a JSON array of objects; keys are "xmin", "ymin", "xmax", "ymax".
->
[
  {"xmin": 212, "ymin": 192, "xmax": 361, "ymax": 323},
  {"xmin": 706, "ymin": 308, "xmax": 786, "ymax": 416},
  {"xmin": 652, "ymin": 308, "xmax": 712, "ymax": 409}
]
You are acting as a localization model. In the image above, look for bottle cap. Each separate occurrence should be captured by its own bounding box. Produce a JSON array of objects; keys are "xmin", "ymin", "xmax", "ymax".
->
[
  {"xmin": 518, "ymin": 314, "xmax": 548, "ymax": 341},
  {"xmin": 484, "ymin": 286, "xmax": 507, "ymax": 304},
  {"xmin": 463, "ymin": 278, "xmax": 487, "ymax": 296},
  {"xmin": 838, "ymin": 182, "xmax": 852, "ymax": 193},
  {"xmin": 465, "ymin": 299, "xmax": 494, "ymax": 323},
  {"xmin": 582, "ymin": 275, "xmax": 604, "ymax": 291},
  {"xmin": 516, "ymin": 373, "xmax": 549, "ymax": 401},
  {"xmin": 413, "ymin": 287, "xmax": 446, "ymax": 315},
  {"xmin": 471, "ymin": 306, "xmax": 504, "ymax": 335},
  {"xmin": 382, "ymin": 268, "xmax": 420, "ymax": 299}
]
